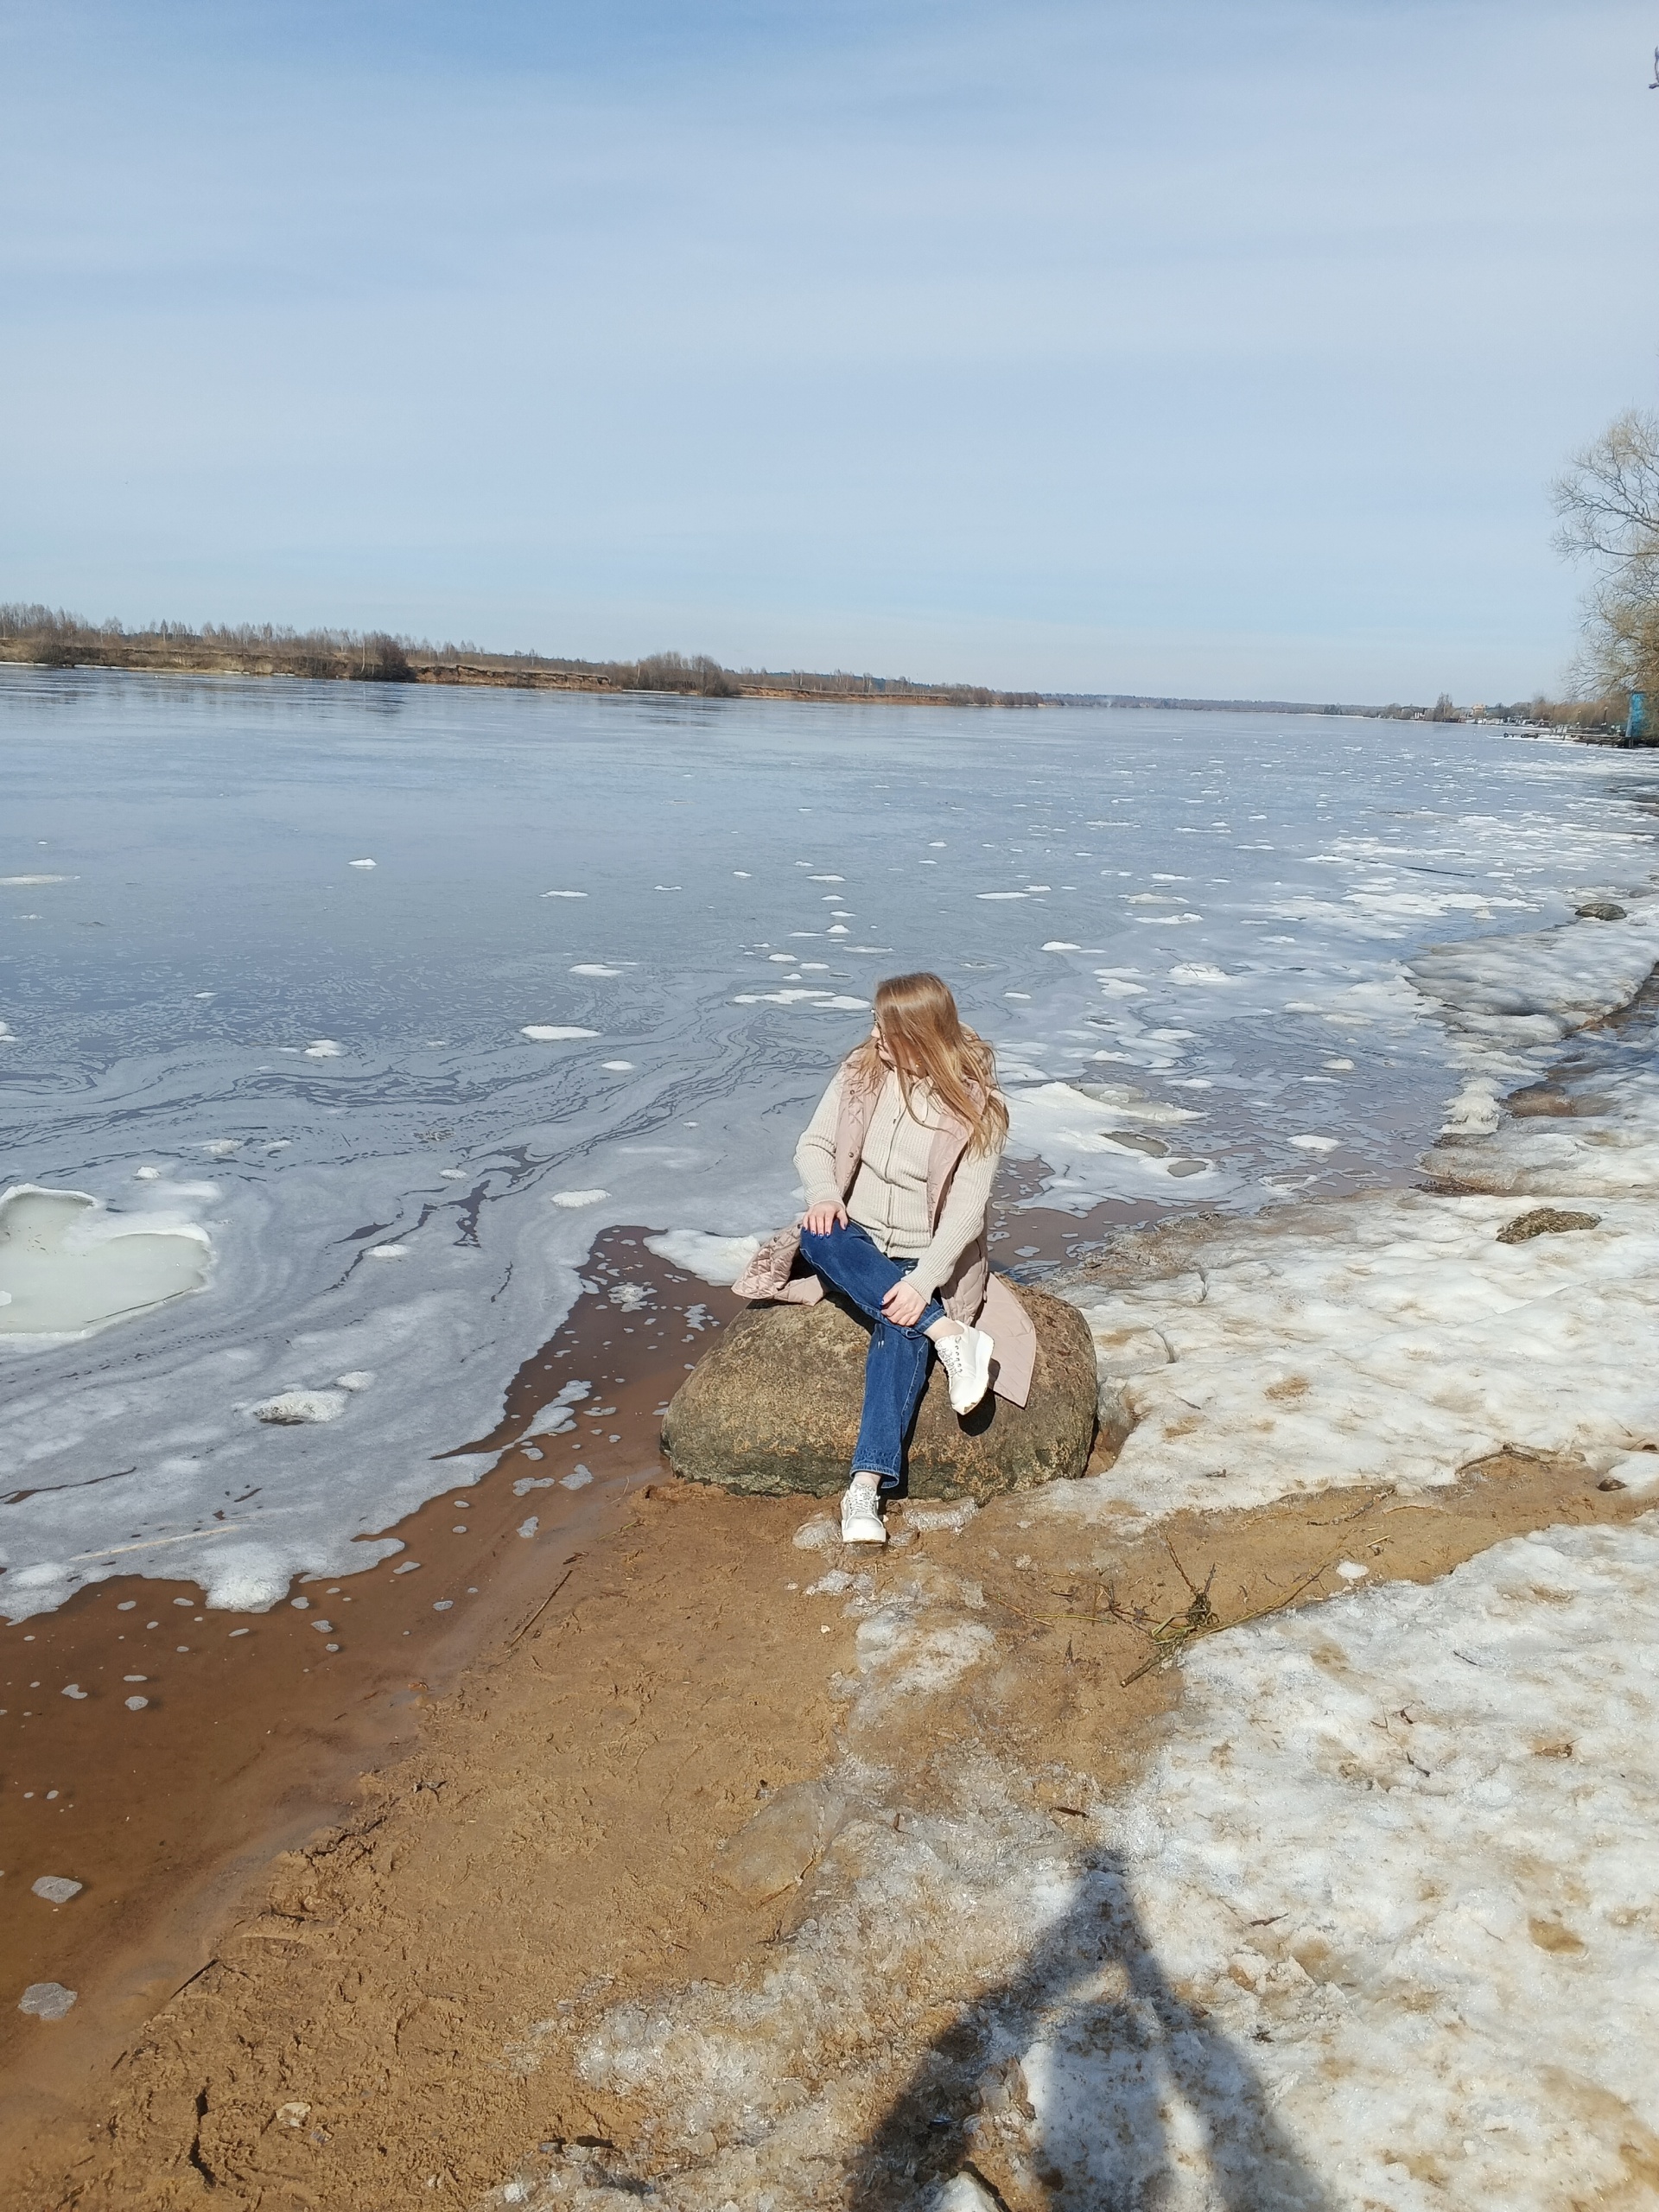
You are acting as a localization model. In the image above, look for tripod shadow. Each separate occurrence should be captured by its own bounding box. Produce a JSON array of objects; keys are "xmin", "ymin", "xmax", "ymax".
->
[{"xmin": 848, "ymin": 1853, "xmax": 1336, "ymax": 2211}]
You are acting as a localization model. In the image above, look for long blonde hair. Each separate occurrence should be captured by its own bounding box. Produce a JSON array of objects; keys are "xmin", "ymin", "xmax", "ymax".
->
[{"xmin": 843, "ymin": 972, "xmax": 1009, "ymax": 1158}]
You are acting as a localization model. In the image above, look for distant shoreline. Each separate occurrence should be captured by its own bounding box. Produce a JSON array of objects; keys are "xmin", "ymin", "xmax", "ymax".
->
[{"xmin": 0, "ymin": 605, "xmax": 1618, "ymax": 725}]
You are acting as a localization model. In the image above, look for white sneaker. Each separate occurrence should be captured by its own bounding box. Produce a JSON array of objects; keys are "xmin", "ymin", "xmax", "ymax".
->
[
  {"xmin": 934, "ymin": 1324, "xmax": 994, "ymax": 1415},
  {"xmin": 841, "ymin": 1475, "xmax": 887, "ymax": 1545}
]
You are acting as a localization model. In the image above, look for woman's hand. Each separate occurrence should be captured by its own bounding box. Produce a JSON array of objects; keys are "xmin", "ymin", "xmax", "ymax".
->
[
  {"xmin": 881, "ymin": 1279, "xmax": 928, "ymax": 1327},
  {"xmin": 803, "ymin": 1200, "xmax": 849, "ymax": 1237}
]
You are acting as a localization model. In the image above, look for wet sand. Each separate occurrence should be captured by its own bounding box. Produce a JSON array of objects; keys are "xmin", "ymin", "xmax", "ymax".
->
[{"xmin": 0, "ymin": 1235, "xmax": 746, "ymax": 2178}]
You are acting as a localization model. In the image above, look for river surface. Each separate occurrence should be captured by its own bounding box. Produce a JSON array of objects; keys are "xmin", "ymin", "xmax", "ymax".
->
[{"xmin": 2, "ymin": 667, "xmax": 1654, "ymax": 1618}]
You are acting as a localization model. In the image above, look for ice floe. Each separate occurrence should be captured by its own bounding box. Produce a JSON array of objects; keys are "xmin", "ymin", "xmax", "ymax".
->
[
  {"xmin": 521, "ymin": 1025, "xmax": 599, "ymax": 1041},
  {"xmin": 0, "ymin": 1186, "xmax": 212, "ymax": 1339}
]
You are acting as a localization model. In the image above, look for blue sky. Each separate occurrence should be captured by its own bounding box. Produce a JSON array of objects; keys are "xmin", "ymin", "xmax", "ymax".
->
[{"xmin": 3, "ymin": 0, "xmax": 1656, "ymax": 699}]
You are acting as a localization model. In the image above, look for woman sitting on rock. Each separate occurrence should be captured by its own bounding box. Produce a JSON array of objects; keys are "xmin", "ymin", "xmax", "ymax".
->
[{"xmin": 794, "ymin": 970, "xmax": 1027, "ymax": 1546}]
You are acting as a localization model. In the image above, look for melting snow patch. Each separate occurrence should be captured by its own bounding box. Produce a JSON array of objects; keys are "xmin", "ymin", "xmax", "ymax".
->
[{"xmin": 1060, "ymin": 1185, "xmax": 1659, "ymax": 1524}]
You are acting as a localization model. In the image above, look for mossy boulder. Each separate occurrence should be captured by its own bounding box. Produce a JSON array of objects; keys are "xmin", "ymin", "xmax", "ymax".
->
[{"xmin": 662, "ymin": 1283, "xmax": 1096, "ymax": 1501}]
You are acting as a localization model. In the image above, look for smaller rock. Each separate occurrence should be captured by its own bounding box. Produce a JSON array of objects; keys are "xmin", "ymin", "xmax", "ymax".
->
[
  {"xmin": 1574, "ymin": 901, "xmax": 1626, "ymax": 921},
  {"xmin": 1496, "ymin": 1207, "xmax": 1602, "ymax": 1246},
  {"xmin": 18, "ymin": 1982, "xmax": 77, "ymax": 2020},
  {"xmin": 31, "ymin": 1877, "xmax": 83, "ymax": 1904},
  {"xmin": 276, "ymin": 2101, "xmax": 311, "ymax": 2127},
  {"xmin": 717, "ymin": 1780, "xmax": 846, "ymax": 1903},
  {"xmin": 1599, "ymin": 1477, "xmax": 1628, "ymax": 1492}
]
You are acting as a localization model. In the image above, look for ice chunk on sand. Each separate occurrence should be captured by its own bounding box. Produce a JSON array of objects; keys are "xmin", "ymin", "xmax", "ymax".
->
[
  {"xmin": 645, "ymin": 1230, "xmax": 760, "ymax": 1285},
  {"xmin": 124, "ymin": 1695, "xmax": 149, "ymax": 1710},
  {"xmin": 18, "ymin": 1982, "xmax": 76, "ymax": 2019},
  {"xmin": 902, "ymin": 1500, "xmax": 978, "ymax": 1535},
  {"xmin": 521, "ymin": 1026, "xmax": 599, "ymax": 1041},
  {"xmin": 548, "ymin": 1187, "xmax": 607, "ymax": 1208},
  {"xmin": 791, "ymin": 1515, "xmax": 839, "ymax": 1552},
  {"xmin": 517, "ymin": 1516, "xmax": 538, "ymax": 1538},
  {"xmin": 31, "ymin": 1877, "xmax": 82, "ymax": 1903},
  {"xmin": 60, "ymin": 1683, "xmax": 87, "ymax": 1700},
  {"xmin": 251, "ymin": 1389, "xmax": 347, "ymax": 1425},
  {"xmin": 560, "ymin": 1465, "xmax": 594, "ymax": 1490},
  {"xmin": 0, "ymin": 1185, "xmax": 212, "ymax": 1339},
  {"xmin": 347, "ymin": 858, "xmax": 376, "ymax": 868}
]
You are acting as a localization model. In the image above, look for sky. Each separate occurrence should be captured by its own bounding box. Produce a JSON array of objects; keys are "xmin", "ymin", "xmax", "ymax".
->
[{"xmin": 3, "ymin": 0, "xmax": 1656, "ymax": 702}]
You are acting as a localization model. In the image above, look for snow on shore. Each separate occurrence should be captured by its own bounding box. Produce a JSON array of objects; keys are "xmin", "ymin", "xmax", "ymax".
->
[{"xmin": 523, "ymin": 901, "xmax": 1659, "ymax": 2211}]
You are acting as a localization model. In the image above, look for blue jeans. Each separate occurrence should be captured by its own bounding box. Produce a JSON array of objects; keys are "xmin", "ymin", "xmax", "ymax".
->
[{"xmin": 798, "ymin": 1219, "xmax": 946, "ymax": 1493}]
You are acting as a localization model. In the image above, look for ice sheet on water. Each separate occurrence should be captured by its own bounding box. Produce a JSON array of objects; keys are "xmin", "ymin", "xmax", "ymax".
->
[{"xmin": 0, "ymin": 1186, "xmax": 211, "ymax": 1339}]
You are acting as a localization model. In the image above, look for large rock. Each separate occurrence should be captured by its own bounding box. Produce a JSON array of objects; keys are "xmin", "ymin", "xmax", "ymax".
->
[{"xmin": 662, "ymin": 1283, "xmax": 1096, "ymax": 1501}]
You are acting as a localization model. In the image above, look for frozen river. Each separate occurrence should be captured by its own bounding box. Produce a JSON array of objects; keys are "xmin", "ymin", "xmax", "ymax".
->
[{"xmin": 2, "ymin": 666, "xmax": 1656, "ymax": 1618}]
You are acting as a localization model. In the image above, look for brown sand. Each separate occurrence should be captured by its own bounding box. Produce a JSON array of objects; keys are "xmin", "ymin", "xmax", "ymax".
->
[
  {"xmin": 8, "ymin": 1423, "xmax": 1645, "ymax": 2210},
  {"xmin": 0, "ymin": 1236, "xmax": 743, "ymax": 2188}
]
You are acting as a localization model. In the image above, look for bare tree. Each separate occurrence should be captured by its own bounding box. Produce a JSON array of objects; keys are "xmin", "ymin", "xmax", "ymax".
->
[{"xmin": 1553, "ymin": 410, "xmax": 1659, "ymax": 707}]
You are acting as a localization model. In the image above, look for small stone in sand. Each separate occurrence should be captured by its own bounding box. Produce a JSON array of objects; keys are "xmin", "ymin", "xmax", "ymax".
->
[
  {"xmin": 18, "ymin": 1982, "xmax": 76, "ymax": 2020},
  {"xmin": 31, "ymin": 1877, "xmax": 83, "ymax": 1904}
]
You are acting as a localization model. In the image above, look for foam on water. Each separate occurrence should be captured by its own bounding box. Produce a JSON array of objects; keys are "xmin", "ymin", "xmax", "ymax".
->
[{"xmin": 2, "ymin": 668, "xmax": 1656, "ymax": 1619}]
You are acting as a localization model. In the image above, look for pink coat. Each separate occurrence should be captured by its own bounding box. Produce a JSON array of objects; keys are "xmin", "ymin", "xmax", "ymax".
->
[{"xmin": 732, "ymin": 1074, "xmax": 1038, "ymax": 1407}]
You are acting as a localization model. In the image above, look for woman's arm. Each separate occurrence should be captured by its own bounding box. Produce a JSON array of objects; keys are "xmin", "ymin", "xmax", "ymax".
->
[
  {"xmin": 793, "ymin": 1069, "xmax": 847, "ymax": 1213},
  {"xmin": 906, "ymin": 1137, "xmax": 1001, "ymax": 1300}
]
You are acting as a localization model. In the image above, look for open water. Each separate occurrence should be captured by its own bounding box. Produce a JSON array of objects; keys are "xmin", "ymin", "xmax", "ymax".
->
[{"xmin": 2, "ymin": 666, "xmax": 1654, "ymax": 1618}]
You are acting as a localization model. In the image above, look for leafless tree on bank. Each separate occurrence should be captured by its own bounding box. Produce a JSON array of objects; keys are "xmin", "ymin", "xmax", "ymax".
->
[{"xmin": 1553, "ymin": 408, "xmax": 1659, "ymax": 707}]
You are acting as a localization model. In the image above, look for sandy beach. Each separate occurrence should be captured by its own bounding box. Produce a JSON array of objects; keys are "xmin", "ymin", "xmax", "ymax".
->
[{"xmin": 7, "ymin": 1386, "xmax": 1646, "ymax": 2207}]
